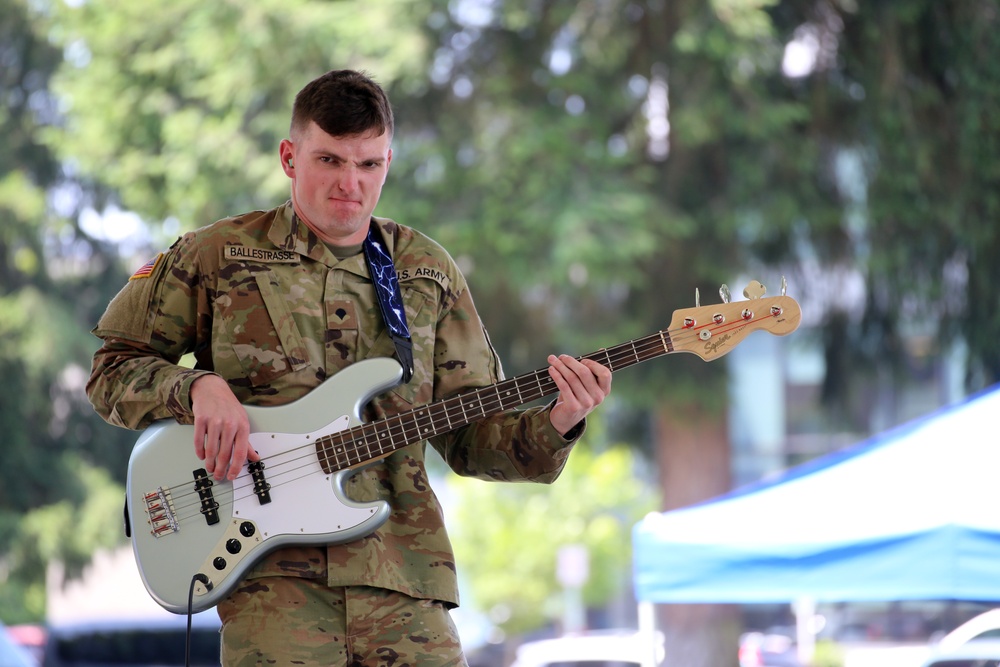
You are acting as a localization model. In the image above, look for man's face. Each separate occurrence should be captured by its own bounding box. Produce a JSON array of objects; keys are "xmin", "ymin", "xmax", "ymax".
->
[{"xmin": 279, "ymin": 121, "xmax": 392, "ymax": 246}]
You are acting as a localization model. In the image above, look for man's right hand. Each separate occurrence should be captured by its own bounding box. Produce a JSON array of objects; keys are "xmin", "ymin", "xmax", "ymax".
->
[{"xmin": 190, "ymin": 374, "xmax": 259, "ymax": 481}]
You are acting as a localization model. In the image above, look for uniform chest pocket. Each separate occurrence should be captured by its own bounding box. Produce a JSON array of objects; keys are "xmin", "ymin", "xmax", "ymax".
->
[{"xmin": 216, "ymin": 269, "xmax": 311, "ymax": 386}]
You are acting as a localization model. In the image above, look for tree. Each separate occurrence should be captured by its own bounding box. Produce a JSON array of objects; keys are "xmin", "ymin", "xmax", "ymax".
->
[
  {"xmin": 0, "ymin": 0, "xmax": 134, "ymax": 623},
  {"xmin": 448, "ymin": 432, "xmax": 658, "ymax": 636},
  {"xmin": 45, "ymin": 0, "xmax": 433, "ymax": 231}
]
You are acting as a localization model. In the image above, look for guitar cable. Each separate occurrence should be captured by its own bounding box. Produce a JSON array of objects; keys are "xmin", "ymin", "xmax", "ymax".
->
[{"xmin": 185, "ymin": 574, "xmax": 210, "ymax": 667}]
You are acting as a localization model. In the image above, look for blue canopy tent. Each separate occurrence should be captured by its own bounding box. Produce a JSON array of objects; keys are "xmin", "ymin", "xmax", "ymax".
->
[{"xmin": 633, "ymin": 383, "xmax": 1000, "ymax": 605}]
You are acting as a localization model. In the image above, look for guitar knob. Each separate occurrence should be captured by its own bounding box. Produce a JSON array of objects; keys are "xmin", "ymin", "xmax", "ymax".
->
[
  {"xmin": 213, "ymin": 557, "xmax": 227, "ymax": 570},
  {"xmin": 240, "ymin": 521, "xmax": 256, "ymax": 538},
  {"xmin": 226, "ymin": 539, "xmax": 242, "ymax": 554}
]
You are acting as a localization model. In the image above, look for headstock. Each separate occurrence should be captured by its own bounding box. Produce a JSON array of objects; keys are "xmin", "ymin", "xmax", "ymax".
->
[{"xmin": 668, "ymin": 278, "xmax": 801, "ymax": 361}]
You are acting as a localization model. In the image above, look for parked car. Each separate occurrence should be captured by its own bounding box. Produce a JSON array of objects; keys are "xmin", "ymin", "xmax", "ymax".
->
[
  {"xmin": 42, "ymin": 614, "xmax": 221, "ymax": 667},
  {"xmin": 918, "ymin": 608, "xmax": 1000, "ymax": 667},
  {"xmin": 937, "ymin": 609, "xmax": 1000, "ymax": 651},
  {"xmin": 0, "ymin": 622, "xmax": 36, "ymax": 667},
  {"xmin": 918, "ymin": 638, "xmax": 1000, "ymax": 667},
  {"xmin": 509, "ymin": 629, "xmax": 665, "ymax": 667},
  {"xmin": 738, "ymin": 628, "xmax": 803, "ymax": 667}
]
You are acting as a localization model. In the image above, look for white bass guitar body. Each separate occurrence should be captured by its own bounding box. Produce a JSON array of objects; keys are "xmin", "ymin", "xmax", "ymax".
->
[{"xmin": 126, "ymin": 358, "xmax": 404, "ymax": 614}]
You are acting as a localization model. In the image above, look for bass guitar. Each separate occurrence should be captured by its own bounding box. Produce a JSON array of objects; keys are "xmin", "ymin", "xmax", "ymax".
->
[{"xmin": 126, "ymin": 281, "xmax": 800, "ymax": 613}]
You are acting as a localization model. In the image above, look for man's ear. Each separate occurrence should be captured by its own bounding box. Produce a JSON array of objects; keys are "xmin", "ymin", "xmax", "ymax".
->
[{"xmin": 279, "ymin": 139, "xmax": 295, "ymax": 178}]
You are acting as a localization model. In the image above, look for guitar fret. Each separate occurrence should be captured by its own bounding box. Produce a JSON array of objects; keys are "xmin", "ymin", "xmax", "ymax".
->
[
  {"xmin": 326, "ymin": 432, "xmax": 348, "ymax": 470},
  {"xmin": 416, "ymin": 408, "xmax": 431, "ymax": 438},
  {"xmin": 499, "ymin": 383, "xmax": 516, "ymax": 410},
  {"xmin": 362, "ymin": 427, "xmax": 374, "ymax": 461},
  {"xmin": 356, "ymin": 427, "xmax": 370, "ymax": 463},
  {"xmin": 660, "ymin": 330, "xmax": 673, "ymax": 354},
  {"xmin": 405, "ymin": 412, "xmax": 420, "ymax": 442},
  {"xmin": 389, "ymin": 417, "xmax": 400, "ymax": 445},
  {"xmin": 370, "ymin": 423, "xmax": 384, "ymax": 456},
  {"xmin": 467, "ymin": 395, "xmax": 482, "ymax": 419},
  {"xmin": 435, "ymin": 406, "xmax": 448, "ymax": 436},
  {"xmin": 379, "ymin": 422, "xmax": 393, "ymax": 453},
  {"xmin": 317, "ymin": 436, "xmax": 332, "ymax": 471},
  {"xmin": 329, "ymin": 434, "xmax": 342, "ymax": 468},
  {"xmin": 440, "ymin": 403, "xmax": 454, "ymax": 431}
]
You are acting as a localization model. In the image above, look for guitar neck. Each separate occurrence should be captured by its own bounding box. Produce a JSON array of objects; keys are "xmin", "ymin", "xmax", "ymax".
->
[
  {"xmin": 316, "ymin": 289, "xmax": 802, "ymax": 471},
  {"xmin": 316, "ymin": 330, "xmax": 674, "ymax": 471}
]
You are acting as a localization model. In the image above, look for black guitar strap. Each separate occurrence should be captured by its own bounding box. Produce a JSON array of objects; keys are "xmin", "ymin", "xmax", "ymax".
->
[{"xmin": 362, "ymin": 221, "xmax": 414, "ymax": 383}]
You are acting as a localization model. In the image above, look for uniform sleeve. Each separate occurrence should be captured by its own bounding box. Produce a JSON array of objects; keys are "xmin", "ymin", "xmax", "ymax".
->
[
  {"xmin": 426, "ymin": 285, "xmax": 586, "ymax": 483},
  {"xmin": 86, "ymin": 236, "xmax": 216, "ymax": 430}
]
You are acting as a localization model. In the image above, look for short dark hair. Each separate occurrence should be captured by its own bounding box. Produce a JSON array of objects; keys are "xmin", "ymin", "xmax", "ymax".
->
[{"xmin": 290, "ymin": 69, "xmax": 394, "ymax": 139}]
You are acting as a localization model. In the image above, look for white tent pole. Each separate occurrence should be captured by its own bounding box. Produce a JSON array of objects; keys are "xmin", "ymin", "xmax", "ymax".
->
[
  {"xmin": 794, "ymin": 597, "xmax": 817, "ymax": 665},
  {"xmin": 638, "ymin": 600, "xmax": 659, "ymax": 667}
]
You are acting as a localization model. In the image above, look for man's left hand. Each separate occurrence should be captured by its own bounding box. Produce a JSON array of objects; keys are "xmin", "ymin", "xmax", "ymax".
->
[{"xmin": 546, "ymin": 354, "xmax": 612, "ymax": 436}]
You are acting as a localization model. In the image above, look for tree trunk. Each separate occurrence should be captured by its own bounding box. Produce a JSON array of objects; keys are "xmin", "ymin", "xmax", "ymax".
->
[{"xmin": 654, "ymin": 402, "xmax": 740, "ymax": 667}]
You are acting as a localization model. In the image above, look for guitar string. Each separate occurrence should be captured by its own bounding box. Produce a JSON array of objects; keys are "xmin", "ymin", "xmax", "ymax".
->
[
  {"xmin": 159, "ymin": 326, "xmax": 679, "ymax": 520},
  {"xmin": 154, "ymin": 308, "xmax": 786, "ymax": 528},
  {"xmin": 306, "ymin": 310, "xmax": 780, "ymax": 473},
  {"xmin": 156, "ymin": 308, "xmax": 784, "ymax": 527},
  {"xmin": 310, "ymin": 313, "xmax": 757, "ymax": 470},
  {"xmin": 159, "ymin": 308, "xmax": 782, "ymax": 528}
]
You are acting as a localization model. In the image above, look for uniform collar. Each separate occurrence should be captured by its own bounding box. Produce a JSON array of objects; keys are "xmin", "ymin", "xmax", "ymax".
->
[{"xmin": 267, "ymin": 202, "xmax": 396, "ymax": 273}]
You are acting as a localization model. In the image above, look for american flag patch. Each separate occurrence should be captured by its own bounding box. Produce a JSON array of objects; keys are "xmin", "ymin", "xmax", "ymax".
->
[{"xmin": 129, "ymin": 253, "xmax": 163, "ymax": 281}]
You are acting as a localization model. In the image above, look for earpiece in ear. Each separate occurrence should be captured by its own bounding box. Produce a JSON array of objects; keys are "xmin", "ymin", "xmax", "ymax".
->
[{"xmin": 287, "ymin": 158, "xmax": 294, "ymax": 168}]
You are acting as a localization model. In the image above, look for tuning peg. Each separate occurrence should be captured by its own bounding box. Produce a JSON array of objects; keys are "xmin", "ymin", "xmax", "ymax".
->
[
  {"xmin": 743, "ymin": 280, "xmax": 766, "ymax": 300},
  {"xmin": 695, "ymin": 288, "xmax": 701, "ymax": 308},
  {"xmin": 720, "ymin": 284, "xmax": 731, "ymax": 304}
]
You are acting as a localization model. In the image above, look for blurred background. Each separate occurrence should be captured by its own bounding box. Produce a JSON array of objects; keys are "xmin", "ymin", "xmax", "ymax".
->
[{"xmin": 2, "ymin": 1, "xmax": 999, "ymax": 666}]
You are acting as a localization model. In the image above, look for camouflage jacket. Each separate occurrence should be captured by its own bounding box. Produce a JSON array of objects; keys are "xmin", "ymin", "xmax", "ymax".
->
[{"xmin": 87, "ymin": 202, "xmax": 582, "ymax": 606}]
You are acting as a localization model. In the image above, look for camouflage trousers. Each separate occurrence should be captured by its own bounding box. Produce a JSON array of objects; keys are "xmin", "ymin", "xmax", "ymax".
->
[{"xmin": 218, "ymin": 577, "xmax": 468, "ymax": 667}]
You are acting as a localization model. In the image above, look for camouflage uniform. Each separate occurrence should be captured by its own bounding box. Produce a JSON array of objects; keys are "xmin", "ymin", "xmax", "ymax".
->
[{"xmin": 87, "ymin": 202, "xmax": 583, "ymax": 665}]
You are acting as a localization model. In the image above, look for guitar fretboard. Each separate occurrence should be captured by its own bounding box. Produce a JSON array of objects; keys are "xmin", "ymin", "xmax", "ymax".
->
[{"xmin": 315, "ymin": 329, "xmax": 675, "ymax": 471}]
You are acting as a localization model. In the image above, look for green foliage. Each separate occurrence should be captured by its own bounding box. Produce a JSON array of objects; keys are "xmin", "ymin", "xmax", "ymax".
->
[
  {"xmin": 0, "ymin": 458, "xmax": 125, "ymax": 623},
  {"xmin": 0, "ymin": 0, "xmax": 140, "ymax": 622},
  {"xmin": 447, "ymin": 425, "xmax": 658, "ymax": 635},
  {"xmin": 811, "ymin": 639, "xmax": 845, "ymax": 667},
  {"xmin": 46, "ymin": 0, "xmax": 434, "ymax": 230}
]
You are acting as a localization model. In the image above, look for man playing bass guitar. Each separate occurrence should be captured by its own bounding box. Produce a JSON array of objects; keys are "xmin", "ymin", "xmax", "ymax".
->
[{"xmin": 87, "ymin": 69, "xmax": 612, "ymax": 667}]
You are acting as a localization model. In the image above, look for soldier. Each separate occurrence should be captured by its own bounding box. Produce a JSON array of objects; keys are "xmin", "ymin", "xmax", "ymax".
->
[{"xmin": 87, "ymin": 69, "xmax": 612, "ymax": 666}]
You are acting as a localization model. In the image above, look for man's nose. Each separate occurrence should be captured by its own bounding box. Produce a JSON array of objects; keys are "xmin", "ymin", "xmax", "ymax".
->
[{"xmin": 336, "ymin": 167, "xmax": 360, "ymax": 193}]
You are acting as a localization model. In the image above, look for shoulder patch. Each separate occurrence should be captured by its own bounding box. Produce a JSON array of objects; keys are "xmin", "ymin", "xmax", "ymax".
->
[
  {"xmin": 129, "ymin": 253, "xmax": 163, "ymax": 281},
  {"xmin": 224, "ymin": 245, "xmax": 299, "ymax": 263},
  {"xmin": 396, "ymin": 266, "xmax": 452, "ymax": 292}
]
